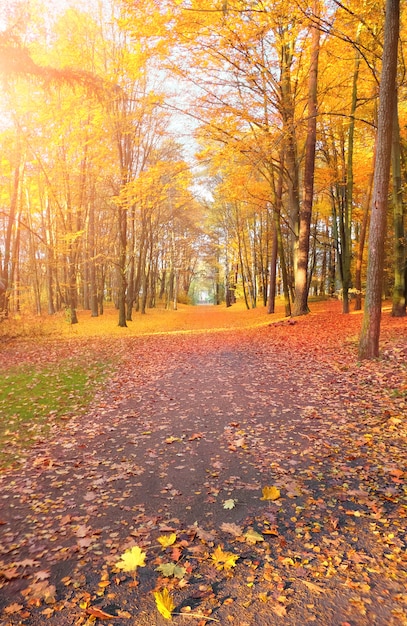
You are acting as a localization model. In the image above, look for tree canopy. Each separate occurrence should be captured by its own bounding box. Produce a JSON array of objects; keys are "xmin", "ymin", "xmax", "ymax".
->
[{"xmin": 0, "ymin": 0, "xmax": 405, "ymax": 355}]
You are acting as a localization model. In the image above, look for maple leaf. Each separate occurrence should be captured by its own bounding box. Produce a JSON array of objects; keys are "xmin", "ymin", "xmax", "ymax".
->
[
  {"xmin": 15, "ymin": 558, "xmax": 39, "ymax": 568},
  {"xmin": 4, "ymin": 603, "xmax": 24, "ymax": 615},
  {"xmin": 158, "ymin": 533, "xmax": 177, "ymax": 547},
  {"xmin": 223, "ymin": 498, "xmax": 236, "ymax": 509},
  {"xmin": 220, "ymin": 522, "xmax": 243, "ymax": 537},
  {"xmin": 0, "ymin": 567, "xmax": 19, "ymax": 580},
  {"xmin": 115, "ymin": 546, "xmax": 146, "ymax": 574},
  {"xmin": 33, "ymin": 570, "xmax": 50, "ymax": 581},
  {"xmin": 195, "ymin": 525, "xmax": 217, "ymax": 542},
  {"xmin": 244, "ymin": 528, "xmax": 264, "ymax": 544},
  {"xmin": 211, "ymin": 546, "xmax": 239, "ymax": 570},
  {"xmin": 22, "ymin": 581, "xmax": 56, "ymax": 604},
  {"xmin": 75, "ymin": 525, "xmax": 91, "ymax": 538},
  {"xmin": 260, "ymin": 486, "xmax": 281, "ymax": 501},
  {"xmin": 154, "ymin": 588, "xmax": 176, "ymax": 619},
  {"xmin": 156, "ymin": 562, "xmax": 186, "ymax": 579}
]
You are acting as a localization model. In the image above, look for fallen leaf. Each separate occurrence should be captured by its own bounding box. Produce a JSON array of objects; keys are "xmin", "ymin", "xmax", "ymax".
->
[
  {"xmin": 188, "ymin": 432, "xmax": 203, "ymax": 440},
  {"xmin": 0, "ymin": 567, "xmax": 19, "ymax": 580},
  {"xmin": 156, "ymin": 562, "xmax": 186, "ymax": 579},
  {"xmin": 154, "ymin": 588, "xmax": 176, "ymax": 619},
  {"xmin": 223, "ymin": 499, "xmax": 236, "ymax": 510},
  {"xmin": 211, "ymin": 546, "xmax": 239, "ymax": 570},
  {"xmin": 195, "ymin": 526, "xmax": 217, "ymax": 542},
  {"xmin": 244, "ymin": 528, "xmax": 264, "ymax": 544},
  {"xmin": 260, "ymin": 486, "xmax": 281, "ymax": 501},
  {"xmin": 220, "ymin": 522, "xmax": 243, "ymax": 537},
  {"xmin": 158, "ymin": 533, "xmax": 177, "ymax": 548},
  {"xmin": 115, "ymin": 546, "xmax": 146, "ymax": 574},
  {"xmin": 86, "ymin": 606, "xmax": 118, "ymax": 619},
  {"xmin": 4, "ymin": 603, "xmax": 24, "ymax": 615},
  {"xmin": 300, "ymin": 580, "xmax": 325, "ymax": 594}
]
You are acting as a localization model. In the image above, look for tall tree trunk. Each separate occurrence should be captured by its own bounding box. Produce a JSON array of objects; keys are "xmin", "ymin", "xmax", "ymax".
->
[
  {"xmin": 354, "ymin": 167, "xmax": 374, "ymax": 311},
  {"xmin": 359, "ymin": 0, "xmax": 400, "ymax": 358},
  {"xmin": 293, "ymin": 0, "xmax": 320, "ymax": 316},
  {"xmin": 391, "ymin": 93, "xmax": 406, "ymax": 317},
  {"xmin": 343, "ymin": 33, "xmax": 361, "ymax": 313},
  {"xmin": 88, "ymin": 198, "xmax": 99, "ymax": 317},
  {"xmin": 267, "ymin": 209, "xmax": 278, "ymax": 314},
  {"xmin": 319, "ymin": 224, "xmax": 328, "ymax": 297},
  {"xmin": 117, "ymin": 204, "xmax": 127, "ymax": 327},
  {"xmin": 44, "ymin": 193, "xmax": 56, "ymax": 315},
  {"xmin": 26, "ymin": 192, "xmax": 42, "ymax": 315},
  {"xmin": 0, "ymin": 145, "xmax": 23, "ymax": 318},
  {"xmin": 126, "ymin": 205, "xmax": 137, "ymax": 321},
  {"xmin": 280, "ymin": 37, "xmax": 300, "ymax": 303}
]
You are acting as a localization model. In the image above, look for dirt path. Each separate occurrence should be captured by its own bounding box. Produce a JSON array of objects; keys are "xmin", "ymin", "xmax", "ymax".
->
[{"xmin": 1, "ymin": 308, "xmax": 406, "ymax": 625}]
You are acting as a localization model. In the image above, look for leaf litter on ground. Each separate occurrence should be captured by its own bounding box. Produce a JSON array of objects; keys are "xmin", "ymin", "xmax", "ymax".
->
[{"xmin": 0, "ymin": 301, "xmax": 406, "ymax": 625}]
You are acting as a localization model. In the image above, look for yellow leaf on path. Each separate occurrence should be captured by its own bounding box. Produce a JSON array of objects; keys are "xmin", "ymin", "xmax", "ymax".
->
[
  {"xmin": 115, "ymin": 546, "xmax": 146, "ymax": 573},
  {"xmin": 260, "ymin": 486, "xmax": 281, "ymax": 501},
  {"xmin": 223, "ymin": 499, "xmax": 236, "ymax": 510},
  {"xmin": 244, "ymin": 528, "xmax": 264, "ymax": 544},
  {"xmin": 211, "ymin": 545, "xmax": 239, "ymax": 570},
  {"xmin": 154, "ymin": 588, "xmax": 176, "ymax": 619},
  {"xmin": 158, "ymin": 533, "xmax": 177, "ymax": 547}
]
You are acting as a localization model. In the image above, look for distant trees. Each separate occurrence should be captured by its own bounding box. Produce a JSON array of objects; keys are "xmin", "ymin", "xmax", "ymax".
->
[{"xmin": 0, "ymin": 1, "xmax": 202, "ymax": 324}]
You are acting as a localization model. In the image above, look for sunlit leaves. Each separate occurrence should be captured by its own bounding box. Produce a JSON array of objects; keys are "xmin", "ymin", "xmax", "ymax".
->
[
  {"xmin": 223, "ymin": 498, "xmax": 236, "ymax": 509},
  {"xmin": 211, "ymin": 546, "xmax": 239, "ymax": 571},
  {"xmin": 260, "ymin": 486, "xmax": 281, "ymax": 501},
  {"xmin": 115, "ymin": 546, "xmax": 146, "ymax": 574},
  {"xmin": 156, "ymin": 562, "xmax": 186, "ymax": 579},
  {"xmin": 154, "ymin": 588, "xmax": 176, "ymax": 620},
  {"xmin": 158, "ymin": 533, "xmax": 177, "ymax": 547},
  {"xmin": 244, "ymin": 528, "xmax": 264, "ymax": 544}
]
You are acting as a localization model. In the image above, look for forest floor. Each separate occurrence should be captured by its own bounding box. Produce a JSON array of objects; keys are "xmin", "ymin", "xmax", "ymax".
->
[{"xmin": 0, "ymin": 300, "xmax": 407, "ymax": 626}]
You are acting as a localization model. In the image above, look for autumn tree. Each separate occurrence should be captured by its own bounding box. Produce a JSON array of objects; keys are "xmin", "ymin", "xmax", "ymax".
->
[
  {"xmin": 391, "ymin": 94, "xmax": 406, "ymax": 318},
  {"xmin": 359, "ymin": 0, "xmax": 400, "ymax": 358}
]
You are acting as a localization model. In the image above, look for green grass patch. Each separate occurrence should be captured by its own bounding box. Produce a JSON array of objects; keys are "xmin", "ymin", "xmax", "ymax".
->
[{"xmin": 0, "ymin": 359, "xmax": 108, "ymax": 469}]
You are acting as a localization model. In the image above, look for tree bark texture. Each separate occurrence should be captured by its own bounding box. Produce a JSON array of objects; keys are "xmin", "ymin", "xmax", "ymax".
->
[
  {"xmin": 391, "ymin": 94, "xmax": 406, "ymax": 317},
  {"xmin": 293, "ymin": 1, "xmax": 320, "ymax": 316},
  {"xmin": 359, "ymin": 0, "xmax": 400, "ymax": 358}
]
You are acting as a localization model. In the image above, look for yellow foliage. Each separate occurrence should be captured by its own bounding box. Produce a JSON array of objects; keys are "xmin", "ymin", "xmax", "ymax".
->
[
  {"xmin": 260, "ymin": 486, "xmax": 281, "ymax": 501},
  {"xmin": 154, "ymin": 588, "xmax": 176, "ymax": 620},
  {"xmin": 158, "ymin": 533, "xmax": 177, "ymax": 548},
  {"xmin": 115, "ymin": 546, "xmax": 146, "ymax": 573},
  {"xmin": 211, "ymin": 545, "xmax": 239, "ymax": 571}
]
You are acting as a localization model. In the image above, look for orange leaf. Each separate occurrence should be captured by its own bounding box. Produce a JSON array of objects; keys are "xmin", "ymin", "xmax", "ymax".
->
[{"xmin": 86, "ymin": 606, "xmax": 117, "ymax": 619}]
